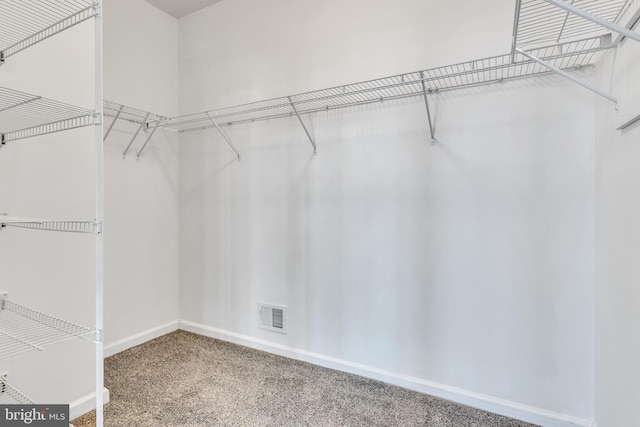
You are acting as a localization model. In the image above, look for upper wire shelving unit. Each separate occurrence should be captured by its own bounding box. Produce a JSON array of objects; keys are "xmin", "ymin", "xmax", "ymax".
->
[
  {"xmin": 0, "ymin": 375, "xmax": 35, "ymax": 404},
  {"xmin": 0, "ymin": 295, "xmax": 98, "ymax": 361},
  {"xmin": 0, "ymin": 86, "xmax": 97, "ymax": 144},
  {"xmin": 0, "ymin": 0, "xmax": 99, "ymax": 64}
]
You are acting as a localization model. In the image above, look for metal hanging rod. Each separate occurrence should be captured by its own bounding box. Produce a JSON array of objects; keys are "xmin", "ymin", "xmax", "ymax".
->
[
  {"xmin": 164, "ymin": 36, "xmax": 608, "ymax": 135},
  {"xmin": 513, "ymin": 0, "xmax": 632, "ymax": 49},
  {"xmin": 0, "ymin": 375, "xmax": 35, "ymax": 405},
  {"xmin": 0, "ymin": 0, "xmax": 99, "ymax": 64},
  {"xmin": 0, "ymin": 87, "xmax": 97, "ymax": 143},
  {"xmin": 0, "ymin": 294, "xmax": 99, "ymax": 361},
  {"xmin": 0, "ymin": 214, "xmax": 102, "ymax": 234}
]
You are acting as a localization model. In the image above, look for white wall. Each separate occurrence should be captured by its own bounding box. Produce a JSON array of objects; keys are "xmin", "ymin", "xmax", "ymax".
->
[
  {"xmin": 178, "ymin": 0, "xmax": 596, "ymax": 424},
  {"xmin": 595, "ymin": 37, "xmax": 640, "ymax": 427},
  {"xmin": 102, "ymin": 0, "xmax": 180, "ymax": 352}
]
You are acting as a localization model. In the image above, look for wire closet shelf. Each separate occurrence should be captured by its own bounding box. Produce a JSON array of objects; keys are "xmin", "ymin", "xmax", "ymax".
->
[
  {"xmin": 0, "ymin": 376, "xmax": 35, "ymax": 404},
  {"xmin": 0, "ymin": 86, "xmax": 97, "ymax": 143},
  {"xmin": 0, "ymin": 0, "xmax": 98, "ymax": 63},
  {"xmin": 0, "ymin": 295, "xmax": 98, "ymax": 361},
  {"xmin": 513, "ymin": 0, "xmax": 634, "ymax": 50},
  {"xmin": 0, "ymin": 215, "xmax": 101, "ymax": 234},
  {"xmin": 165, "ymin": 36, "xmax": 607, "ymax": 133}
]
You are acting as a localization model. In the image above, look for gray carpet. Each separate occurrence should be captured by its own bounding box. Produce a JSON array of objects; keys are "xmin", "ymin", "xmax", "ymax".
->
[{"xmin": 73, "ymin": 330, "xmax": 537, "ymax": 427}]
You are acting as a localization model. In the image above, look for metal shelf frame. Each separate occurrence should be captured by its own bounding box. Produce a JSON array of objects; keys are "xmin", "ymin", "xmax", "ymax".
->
[
  {"xmin": 0, "ymin": 295, "xmax": 99, "ymax": 361},
  {"xmin": 0, "ymin": 0, "xmax": 99, "ymax": 64},
  {"xmin": 0, "ymin": 375, "xmax": 35, "ymax": 405},
  {"xmin": 0, "ymin": 87, "xmax": 98, "ymax": 144},
  {"xmin": 0, "ymin": 215, "xmax": 102, "ymax": 234}
]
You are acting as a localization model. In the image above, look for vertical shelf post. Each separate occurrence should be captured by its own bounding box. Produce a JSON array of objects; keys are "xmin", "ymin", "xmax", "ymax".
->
[{"xmin": 94, "ymin": 1, "xmax": 105, "ymax": 426}]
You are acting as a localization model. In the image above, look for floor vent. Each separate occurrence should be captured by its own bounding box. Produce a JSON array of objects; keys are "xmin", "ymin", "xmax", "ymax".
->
[{"xmin": 259, "ymin": 303, "xmax": 287, "ymax": 334}]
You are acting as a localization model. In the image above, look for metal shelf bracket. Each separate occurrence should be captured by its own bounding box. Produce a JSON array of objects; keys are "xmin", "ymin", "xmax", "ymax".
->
[
  {"xmin": 288, "ymin": 96, "xmax": 317, "ymax": 155},
  {"xmin": 205, "ymin": 112, "xmax": 240, "ymax": 160},
  {"xmin": 103, "ymin": 104, "xmax": 123, "ymax": 142},
  {"xmin": 542, "ymin": 0, "xmax": 640, "ymax": 44},
  {"xmin": 136, "ymin": 120, "xmax": 160, "ymax": 160},
  {"xmin": 420, "ymin": 72, "xmax": 437, "ymax": 146},
  {"xmin": 516, "ymin": 48, "xmax": 618, "ymax": 104},
  {"xmin": 122, "ymin": 114, "xmax": 149, "ymax": 158}
]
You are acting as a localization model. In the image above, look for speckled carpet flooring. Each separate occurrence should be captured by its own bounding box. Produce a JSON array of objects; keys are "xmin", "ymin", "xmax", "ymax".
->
[{"xmin": 72, "ymin": 330, "xmax": 537, "ymax": 427}]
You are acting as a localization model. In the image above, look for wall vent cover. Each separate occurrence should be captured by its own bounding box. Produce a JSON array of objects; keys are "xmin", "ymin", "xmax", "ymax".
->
[{"xmin": 259, "ymin": 303, "xmax": 287, "ymax": 334}]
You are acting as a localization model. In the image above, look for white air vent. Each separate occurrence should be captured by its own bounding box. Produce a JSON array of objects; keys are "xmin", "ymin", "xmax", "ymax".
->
[{"xmin": 259, "ymin": 303, "xmax": 287, "ymax": 334}]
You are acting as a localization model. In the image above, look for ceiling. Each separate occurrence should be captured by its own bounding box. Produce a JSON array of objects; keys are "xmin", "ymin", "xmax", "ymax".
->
[{"xmin": 144, "ymin": 0, "xmax": 225, "ymax": 19}]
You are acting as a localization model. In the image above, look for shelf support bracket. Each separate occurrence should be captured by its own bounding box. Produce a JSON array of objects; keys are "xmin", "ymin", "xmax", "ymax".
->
[
  {"xmin": 205, "ymin": 112, "xmax": 240, "ymax": 160},
  {"xmin": 103, "ymin": 105, "xmax": 123, "ymax": 142},
  {"xmin": 516, "ymin": 48, "xmax": 618, "ymax": 104},
  {"xmin": 420, "ymin": 72, "xmax": 436, "ymax": 145},
  {"xmin": 136, "ymin": 120, "xmax": 160, "ymax": 159},
  {"xmin": 288, "ymin": 96, "xmax": 317, "ymax": 154},
  {"xmin": 541, "ymin": 0, "xmax": 640, "ymax": 44},
  {"xmin": 122, "ymin": 113, "xmax": 150, "ymax": 158}
]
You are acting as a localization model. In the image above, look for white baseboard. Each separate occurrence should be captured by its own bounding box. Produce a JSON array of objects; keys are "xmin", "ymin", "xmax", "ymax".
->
[
  {"xmin": 179, "ymin": 320, "xmax": 593, "ymax": 427},
  {"xmin": 69, "ymin": 387, "xmax": 110, "ymax": 421},
  {"xmin": 104, "ymin": 320, "xmax": 179, "ymax": 357}
]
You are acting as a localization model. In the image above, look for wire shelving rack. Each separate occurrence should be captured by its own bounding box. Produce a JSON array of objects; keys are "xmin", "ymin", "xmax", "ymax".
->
[
  {"xmin": 0, "ymin": 0, "xmax": 98, "ymax": 63},
  {"xmin": 0, "ymin": 295, "xmax": 98, "ymax": 361},
  {"xmin": 0, "ymin": 87, "xmax": 97, "ymax": 143},
  {"xmin": 0, "ymin": 375, "xmax": 35, "ymax": 404},
  {"xmin": 0, "ymin": 0, "xmax": 104, "ymax": 425}
]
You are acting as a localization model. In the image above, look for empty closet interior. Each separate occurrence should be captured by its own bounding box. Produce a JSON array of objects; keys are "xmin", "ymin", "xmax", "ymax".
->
[{"xmin": 1, "ymin": 0, "xmax": 639, "ymax": 426}]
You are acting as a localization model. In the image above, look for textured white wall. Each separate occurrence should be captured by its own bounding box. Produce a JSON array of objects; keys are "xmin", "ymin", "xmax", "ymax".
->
[
  {"xmin": 595, "ymin": 38, "xmax": 640, "ymax": 427},
  {"xmin": 102, "ymin": 0, "xmax": 180, "ymax": 349},
  {"xmin": 178, "ymin": 0, "xmax": 596, "ymax": 422}
]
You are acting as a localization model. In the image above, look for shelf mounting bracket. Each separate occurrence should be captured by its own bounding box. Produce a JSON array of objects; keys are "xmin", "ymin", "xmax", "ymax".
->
[
  {"xmin": 122, "ymin": 113, "xmax": 150, "ymax": 158},
  {"xmin": 205, "ymin": 112, "xmax": 240, "ymax": 160},
  {"xmin": 136, "ymin": 120, "xmax": 161, "ymax": 159},
  {"xmin": 420, "ymin": 72, "xmax": 436, "ymax": 145},
  {"xmin": 288, "ymin": 96, "xmax": 317, "ymax": 154},
  {"xmin": 103, "ymin": 104, "xmax": 123, "ymax": 142},
  {"xmin": 516, "ymin": 48, "xmax": 618, "ymax": 104},
  {"xmin": 541, "ymin": 0, "xmax": 640, "ymax": 43}
]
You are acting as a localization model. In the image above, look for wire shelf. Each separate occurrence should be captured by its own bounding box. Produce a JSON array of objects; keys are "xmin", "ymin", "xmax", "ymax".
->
[
  {"xmin": 0, "ymin": 0, "xmax": 98, "ymax": 62},
  {"xmin": 514, "ymin": 0, "xmax": 632, "ymax": 50},
  {"xmin": 0, "ymin": 87, "xmax": 97, "ymax": 143},
  {"xmin": 0, "ymin": 215, "xmax": 101, "ymax": 234},
  {"xmin": 103, "ymin": 100, "xmax": 166, "ymax": 127},
  {"xmin": 0, "ymin": 376, "xmax": 35, "ymax": 405},
  {"xmin": 165, "ymin": 37, "xmax": 607, "ymax": 133},
  {"xmin": 0, "ymin": 295, "xmax": 98, "ymax": 361}
]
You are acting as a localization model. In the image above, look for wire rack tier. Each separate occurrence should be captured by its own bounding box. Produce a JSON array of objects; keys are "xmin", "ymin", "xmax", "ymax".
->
[
  {"xmin": 0, "ymin": 0, "xmax": 98, "ymax": 63},
  {"xmin": 513, "ymin": 0, "xmax": 634, "ymax": 50},
  {"xmin": 165, "ymin": 36, "xmax": 608, "ymax": 133},
  {"xmin": 0, "ymin": 295, "xmax": 97, "ymax": 361},
  {"xmin": 104, "ymin": 100, "xmax": 166, "ymax": 126},
  {"xmin": 0, "ymin": 86, "xmax": 97, "ymax": 143},
  {"xmin": 0, "ymin": 215, "xmax": 101, "ymax": 234},
  {"xmin": 0, "ymin": 376, "xmax": 35, "ymax": 404}
]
